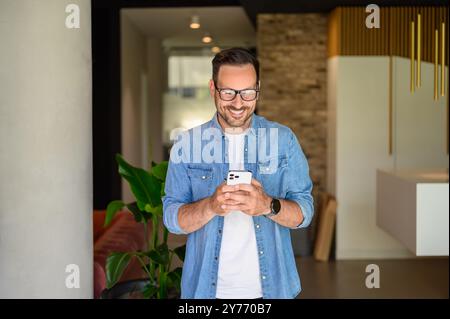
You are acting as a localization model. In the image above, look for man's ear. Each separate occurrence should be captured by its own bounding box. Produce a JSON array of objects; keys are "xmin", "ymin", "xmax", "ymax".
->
[
  {"xmin": 257, "ymin": 80, "xmax": 261, "ymax": 100},
  {"xmin": 209, "ymin": 79, "xmax": 215, "ymax": 97}
]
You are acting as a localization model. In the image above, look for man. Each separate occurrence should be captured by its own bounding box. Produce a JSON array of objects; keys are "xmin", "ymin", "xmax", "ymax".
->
[{"xmin": 163, "ymin": 48, "xmax": 314, "ymax": 299}]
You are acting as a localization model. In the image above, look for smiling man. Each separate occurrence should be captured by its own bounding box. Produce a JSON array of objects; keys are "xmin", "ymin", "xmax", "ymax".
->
[{"xmin": 163, "ymin": 48, "xmax": 314, "ymax": 299}]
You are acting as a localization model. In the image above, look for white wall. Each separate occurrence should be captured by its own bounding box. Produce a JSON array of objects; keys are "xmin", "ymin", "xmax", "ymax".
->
[
  {"xmin": 328, "ymin": 56, "xmax": 448, "ymax": 259},
  {"xmin": 146, "ymin": 37, "xmax": 164, "ymax": 164},
  {"xmin": 121, "ymin": 13, "xmax": 167, "ymax": 203},
  {"xmin": 328, "ymin": 57, "xmax": 414, "ymax": 259},
  {"xmin": 121, "ymin": 13, "xmax": 147, "ymax": 203},
  {"xmin": 0, "ymin": 0, "xmax": 93, "ymax": 297},
  {"xmin": 393, "ymin": 57, "xmax": 449, "ymax": 170}
]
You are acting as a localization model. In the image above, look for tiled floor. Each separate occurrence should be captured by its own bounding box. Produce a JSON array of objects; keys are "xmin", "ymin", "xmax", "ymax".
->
[{"xmin": 296, "ymin": 257, "xmax": 449, "ymax": 299}]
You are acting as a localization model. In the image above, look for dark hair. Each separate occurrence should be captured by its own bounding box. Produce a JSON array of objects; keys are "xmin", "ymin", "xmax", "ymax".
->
[{"xmin": 212, "ymin": 47, "xmax": 259, "ymax": 85}]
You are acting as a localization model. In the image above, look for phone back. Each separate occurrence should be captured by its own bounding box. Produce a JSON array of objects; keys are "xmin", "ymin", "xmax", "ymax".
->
[{"xmin": 226, "ymin": 171, "xmax": 252, "ymax": 185}]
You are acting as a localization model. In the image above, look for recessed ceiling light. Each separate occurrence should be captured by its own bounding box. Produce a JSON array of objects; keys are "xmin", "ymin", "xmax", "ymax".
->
[
  {"xmin": 202, "ymin": 33, "xmax": 212, "ymax": 44},
  {"xmin": 211, "ymin": 46, "xmax": 221, "ymax": 54},
  {"xmin": 190, "ymin": 15, "xmax": 200, "ymax": 29}
]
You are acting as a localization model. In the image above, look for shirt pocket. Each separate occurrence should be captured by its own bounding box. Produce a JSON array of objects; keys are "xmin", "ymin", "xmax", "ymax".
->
[
  {"xmin": 257, "ymin": 154, "xmax": 288, "ymax": 175},
  {"xmin": 257, "ymin": 155, "xmax": 288, "ymax": 198},
  {"xmin": 187, "ymin": 166, "xmax": 214, "ymax": 201}
]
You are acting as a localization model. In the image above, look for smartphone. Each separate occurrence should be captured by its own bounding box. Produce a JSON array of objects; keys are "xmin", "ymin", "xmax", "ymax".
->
[{"xmin": 226, "ymin": 170, "xmax": 252, "ymax": 185}]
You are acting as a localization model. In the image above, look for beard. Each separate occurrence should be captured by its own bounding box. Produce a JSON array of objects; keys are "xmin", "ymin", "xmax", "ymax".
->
[{"xmin": 215, "ymin": 97, "xmax": 255, "ymax": 129}]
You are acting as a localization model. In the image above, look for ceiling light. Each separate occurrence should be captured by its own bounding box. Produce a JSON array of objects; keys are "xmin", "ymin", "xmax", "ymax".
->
[
  {"xmin": 190, "ymin": 15, "xmax": 200, "ymax": 29},
  {"xmin": 202, "ymin": 33, "xmax": 212, "ymax": 44},
  {"xmin": 211, "ymin": 46, "xmax": 221, "ymax": 54}
]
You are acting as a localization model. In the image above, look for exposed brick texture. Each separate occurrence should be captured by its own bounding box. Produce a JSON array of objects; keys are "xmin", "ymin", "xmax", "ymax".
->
[{"xmin": 257, "ymin": 14, "xmax": 328, "ymax": 203}]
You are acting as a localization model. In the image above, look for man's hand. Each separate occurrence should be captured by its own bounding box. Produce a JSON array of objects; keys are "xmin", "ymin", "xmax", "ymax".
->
[
  {"xmin": 221, "ymin": 179, "xmax": 272, "ymax": 216},
  {"xmin": 178, "ymin": 182, "xmax": 237, "ymax": 234},
  {"xmin": 207, "ymin": 182, "xmax": 242, "ymax": 216}
]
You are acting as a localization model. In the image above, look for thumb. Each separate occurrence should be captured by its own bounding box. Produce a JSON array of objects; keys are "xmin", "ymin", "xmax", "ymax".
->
[{"xmin": 251, "ymin": 178, "xmax": 262, "ymax": 187}]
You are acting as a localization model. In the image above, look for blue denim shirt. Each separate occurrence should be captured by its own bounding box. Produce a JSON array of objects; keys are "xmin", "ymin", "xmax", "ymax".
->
[{"xmin": 163, "ymin": 113, "xmax": 314, "ymax": 299}]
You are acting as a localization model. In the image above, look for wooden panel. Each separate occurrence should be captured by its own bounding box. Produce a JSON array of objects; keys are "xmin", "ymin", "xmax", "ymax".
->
[
  {"xmin": 328, "ymin": 6, "xmax": 448, "ymax": 66},
  {"xmin": 314, "ymin": 195, "xmax": 337, "ymax": 262},
  {"xmin": 327, "ymin": 7, "xmax": 341, "ymax": 57}
]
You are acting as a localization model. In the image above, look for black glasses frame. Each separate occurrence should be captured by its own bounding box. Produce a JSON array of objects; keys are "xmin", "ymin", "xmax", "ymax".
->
[{"xmin": 214, "ymin": 83, "xmax": 260, "ymax": 101}]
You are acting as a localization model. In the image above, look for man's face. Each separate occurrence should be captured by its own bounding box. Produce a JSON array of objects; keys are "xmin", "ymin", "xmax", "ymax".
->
[{"xmin": 209, "ymin": 64, "xmax": 258, "ymax": 130}]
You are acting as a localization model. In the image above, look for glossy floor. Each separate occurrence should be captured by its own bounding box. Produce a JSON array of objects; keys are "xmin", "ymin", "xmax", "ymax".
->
[{"xmin": 296, "ymin": 257, "xmax": 449, "ymax": 299}]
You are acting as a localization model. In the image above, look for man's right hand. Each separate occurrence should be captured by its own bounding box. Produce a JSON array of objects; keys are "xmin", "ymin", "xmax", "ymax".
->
[
  {"xmin": 207, "ymin": 182, "xmax": 239, "ymax": 216},
  {"xmin": 178, "ymin": 182, "xmax": 241, "ymax": 234}
]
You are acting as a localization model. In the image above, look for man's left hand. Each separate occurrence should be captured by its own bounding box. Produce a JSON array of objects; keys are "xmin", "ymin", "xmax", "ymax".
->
[{"xmin": 222, "ymin": 178, "xmax": 272, "ymax": 216}]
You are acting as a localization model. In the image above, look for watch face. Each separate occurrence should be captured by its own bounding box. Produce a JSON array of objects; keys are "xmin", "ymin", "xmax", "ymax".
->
[{"xmin": 273, "ymin": 199, "xmax": 281, "ymax": 213}]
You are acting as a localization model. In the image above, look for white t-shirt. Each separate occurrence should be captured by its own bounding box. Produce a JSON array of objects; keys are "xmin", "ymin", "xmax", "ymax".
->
[{"xmin": 216, "ymin": 132, "xmax": 263, "ymax": 299}]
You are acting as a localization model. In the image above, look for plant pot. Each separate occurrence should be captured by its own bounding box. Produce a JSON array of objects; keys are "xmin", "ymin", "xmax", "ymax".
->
[{"xmin": 100, "ymin": 279, "xmax": 179, "ymax": 299}]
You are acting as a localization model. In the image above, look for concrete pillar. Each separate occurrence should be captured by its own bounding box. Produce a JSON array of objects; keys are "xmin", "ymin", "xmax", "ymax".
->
[{"xmin": 0, "ymin": 0, "xmax": 93, "ymax": 298}]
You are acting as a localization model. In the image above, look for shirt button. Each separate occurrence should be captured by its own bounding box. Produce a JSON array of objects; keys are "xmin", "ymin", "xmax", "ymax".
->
[
  {"xmin": 245, "ymin": 148, "xmax": 248, "ymax": 152},
  {"xmin": 201, "ymin": 176, "xmax": 206, "ymax": 180},
  {"xmin": 260, "ymin": 251, "xmax": 264, "ymax": 255},
  {"xmin": 265, "ymin": 167, "xmax": 270, "ymax": 171},
  {"xmin": 262, "ymin": 276, "xmax": 266, "ymax": 280},
  {"xmin": 256, "ymin": 224, "xmax": 260, "ymax": 228}
]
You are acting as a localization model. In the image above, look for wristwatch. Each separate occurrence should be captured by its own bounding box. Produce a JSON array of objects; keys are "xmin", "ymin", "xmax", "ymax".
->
[{"xmin": 264, "ymin": 198, "xmax": 281, "ymax": 218}]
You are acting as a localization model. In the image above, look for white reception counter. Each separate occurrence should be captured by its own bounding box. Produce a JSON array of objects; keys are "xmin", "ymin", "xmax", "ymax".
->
[{"xmin": 376, "ymin": 169, "xmax": 449, "ymax": 256}]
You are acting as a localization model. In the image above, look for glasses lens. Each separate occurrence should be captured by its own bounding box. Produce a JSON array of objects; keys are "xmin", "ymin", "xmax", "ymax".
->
[
  {"xmin": 240, "ymin": 89, "xmax": 258, "ymax": 101},
  {"xmin": 219, "ymin": 89, "xmax": 236, "ymax": 101}
]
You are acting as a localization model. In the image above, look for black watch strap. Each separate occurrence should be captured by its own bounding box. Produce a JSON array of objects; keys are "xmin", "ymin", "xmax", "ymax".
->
[{"xmin": 265, "ymin": 198, "xmax": 281, "ymax": 218}]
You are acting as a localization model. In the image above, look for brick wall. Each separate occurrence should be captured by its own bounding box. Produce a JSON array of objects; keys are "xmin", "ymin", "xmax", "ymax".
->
[{"xmin": 257, "ymin": 13, "xmax": 328, "ymax": 203}]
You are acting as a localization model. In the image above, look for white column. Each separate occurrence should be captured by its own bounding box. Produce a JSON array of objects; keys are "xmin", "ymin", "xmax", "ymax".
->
[{"xmin": 0, "ymin": 0, "xmax": 93, "ymax": 298}]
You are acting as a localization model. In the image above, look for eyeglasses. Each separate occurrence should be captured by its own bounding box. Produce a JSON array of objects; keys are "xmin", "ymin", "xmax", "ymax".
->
[{"xmin": 214, "ymin": 84, "xmax": 260, "ymax": 101}]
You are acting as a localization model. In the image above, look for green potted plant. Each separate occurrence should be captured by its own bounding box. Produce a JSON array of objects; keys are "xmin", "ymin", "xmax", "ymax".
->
[{"xmin": 101, "ymin": 154, "xmax": 185, "ymax": 299}]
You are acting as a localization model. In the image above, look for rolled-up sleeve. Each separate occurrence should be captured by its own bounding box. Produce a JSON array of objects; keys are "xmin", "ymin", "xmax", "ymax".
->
[
  {"xmin": 162, "ymin": 158, "xmax": 191, "ymax": 235},
  {"xmin": 284, "ymin": 130, "xmax": 314, "ymax": 229}
]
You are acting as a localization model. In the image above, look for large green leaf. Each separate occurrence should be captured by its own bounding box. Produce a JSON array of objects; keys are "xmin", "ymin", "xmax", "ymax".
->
[
  {"xmin": 167, "ymin": 267, "xmax": 182, "ymax": 292},
  {"xmin": 143, "ymin": 282, "xmax": 158, "ymax": 299},
  {"xmin": 157, "ymin": 243, "xmax": 169, "ymax": 261},
  {"xmin": 115, "ymin": 154, "xmax": 162, "ymax": 209},
  {"xmin": 151, "ymin": 161, "xmax": 168, "ymax": 181},
  {"xmin": 105, "ymin": 252, "xmax": 131, "ymax": 289},
  {"xmin": 142, "ymin": 262, "xmax": 159, "ymax": 273},
  {"xmin": 173, "ymin": 245, "xmax": 186, "ymax": 262},
  {"xmin": 126, "ymin": 202, "xmax": 149, "ymax": 223},
  {"xmin": 159, "ymin": 271, "xmax": 168, "ymax": 299},
  {"xmin": 160, "ymin": 182, "xmax": 166, "ymax": 197},
  {"xmin": 146, "ymin": 250, "xmax": 164, "ymax": 265},
  {"xmin": 146, "ymin": 204, "xmax": 163, "ymax": 218},
  {"xmin": 147, "ymin": 243, "xmax": 169, "ymax": 265},
  {"xmin": 168, "ymin": 267, "xmax": 183, "ymax": 281},
  {"xmin": 104, "ymin": 200, "xmax": 125, "ymax": 227}
]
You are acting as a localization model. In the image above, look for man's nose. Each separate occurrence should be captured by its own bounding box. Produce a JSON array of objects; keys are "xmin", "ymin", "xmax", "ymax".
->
[{"xmin": 231, "ymin": 93, "xmax": 244, "ymax": 107}]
